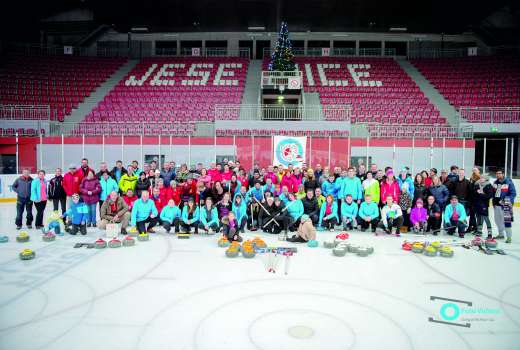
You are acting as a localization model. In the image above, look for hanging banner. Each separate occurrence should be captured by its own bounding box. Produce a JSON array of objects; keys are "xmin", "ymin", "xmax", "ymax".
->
[{"xmin": 273, "ymin": 136, "xmax": 307, "ymax": 168}]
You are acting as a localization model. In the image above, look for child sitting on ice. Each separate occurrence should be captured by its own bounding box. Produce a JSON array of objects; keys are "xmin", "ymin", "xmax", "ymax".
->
[
  {"xmin": 62, "ymin": 193, "xmax": 89, "ymax": 235},
  {"xmin": 221, "ymin": 211, "xmax": 242, "ymax": 242},
  {"xmin": 410, "ymin": 198, "xmax": 428, "ymax": 233}
]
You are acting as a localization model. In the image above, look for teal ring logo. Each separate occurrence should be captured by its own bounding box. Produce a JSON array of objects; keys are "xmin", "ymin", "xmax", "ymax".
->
[
  {"xmin": 275, "ymin": 138, "xmax": 304, "ymax": 166},
  {"xmin": 440, "ymin": 302, "xmax": 461, "ymax": 321}
]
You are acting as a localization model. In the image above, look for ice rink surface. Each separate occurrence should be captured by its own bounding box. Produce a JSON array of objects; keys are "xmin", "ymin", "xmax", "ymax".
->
[{"xmin": 0, "ymin": 202, "xmax": 519, "ymax": 350}]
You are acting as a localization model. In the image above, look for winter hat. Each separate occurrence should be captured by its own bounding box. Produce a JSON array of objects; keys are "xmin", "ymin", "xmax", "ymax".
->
[
  {"xmin": 386, "ymin": 170, "xmax": 394, "ymax": 177},
  {"xmin": 416, "ymin": 198, "xmax": 423, "ymax": 204},
  {"xmin": 68, "ymin": 163, "xmax": 77, "ymax": 169}
]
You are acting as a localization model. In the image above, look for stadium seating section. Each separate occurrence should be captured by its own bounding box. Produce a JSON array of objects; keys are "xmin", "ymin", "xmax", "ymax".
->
[
  {"xmin": 263, "ymin": 57, "xmax": 446, "ymax": 125},
  {"xmin": 0, "ymin": 55, "xmax": 126, "ymax": 121},
  {"xmin": 411, "ymin": 56, "xmax": 520, "ymax": 110},
  {"xmin": 78, "ymin": 57, "xmax": 249, "ymax": 135}
]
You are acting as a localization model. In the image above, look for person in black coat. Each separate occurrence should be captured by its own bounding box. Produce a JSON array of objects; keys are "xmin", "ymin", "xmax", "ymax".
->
[
  {"xmin": 301, "ymin": 189, "xmax": 319, "ymax": 225},
  {"xmin": 48, "ymin": 168, "xmax": 67, "ymax": 215},
  {"xmin": 472, "ymin": 176, "xmax": 494, "ymax": 238},
  {"xmin": 425, "ymin": 195, "xmax": 442, "ymax": 234},
  {"xmin": 413, "ymin": 173, "xmax": 427, "ymax": 206},
  {"xmin": 135, "ymin": 172, "xmax": 152, "ymax": 198}
]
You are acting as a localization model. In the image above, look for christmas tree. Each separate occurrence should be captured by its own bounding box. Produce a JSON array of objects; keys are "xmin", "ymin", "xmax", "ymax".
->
[{"xmin": 268, "ymin": 22, "xmax": 296, "ymax": 71}]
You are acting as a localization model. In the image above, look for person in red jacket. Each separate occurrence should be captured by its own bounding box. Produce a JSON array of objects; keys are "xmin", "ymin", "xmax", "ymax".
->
[
  {"xmin": 157, "ymin": 178, "xmax": 175, "ymax": 205},
  {"xmin": 151, "ymin": 187, "xmax": 166, "ymax": 213},
  {"xmin": 207, "ymin": 162, "xmax": 222, "ymax": 184},
  {"xmin": 380, "ymin": 170, "xmax": 400, "ymax": 205},
  {"xmin": 123, "ymin": 189, "xmax": 138, "ymax": 211},
  {"xmin": 63, "ymin": 164, "xmax": 81, "ymax": 211},
  {"xmin": 180, "ymin": 176, "xmax": 198, "ymax": 206},
  {"xmin": 75, "ymin": 158, "xmax": 95, "ymax": 184}
]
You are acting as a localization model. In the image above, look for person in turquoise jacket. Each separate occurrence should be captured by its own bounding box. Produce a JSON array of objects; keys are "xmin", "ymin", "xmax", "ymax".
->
[
  {"xmin": 318, "ymin": 194, "xmax": 339, "ymax": 231},
  {"xmin": 340, "ymin": 194, "xmax": 358, "ymax": 230},
  {"xmin": 131, "ymin": 190, "xmax": 158, "ymax": 234},
  {"xmin": 160, "ymin": 199, "xmax": 181, "ymax": 233},
  {"xmin": 286, "ymin": 193, "xmax": 304, "ymax": 231},
  {"xmin": 357, "ymin": 194, "xmax": 380, "ymax": 232},
  {"xmin": 397, "ymin": 168, "xmax": 415, "ymax": 199},
  {"xmin": 340, "ymin": 168, "xmax": 363, "ymax": 203},
  {"xmin": 99, "ymin": 172, "xmax": 119, "ymax": 202},
  {"xmin": 30, "ymin": 170, "xmax": 49, "ymax": 229},
  {"xmin": 232, "ymin": 195, "xmax": 248, "ymax": 233},
  {"xmin": 181, "ymin": 197, "xmax": 200, "ymax": 233},
  {"xmin": 62, "ymin": 193, "xmax": 89, "ymax": 235},
  {"xmin": 321, "ymin": 175, "xmax": 337, "ymax": 198},
  {"xmin": 443, "ymin": 195, "xmax": 467, "ymax": 237},
  {"xmin": 199, "ymin": 197, "xmax": 220, "ymax": 234}
]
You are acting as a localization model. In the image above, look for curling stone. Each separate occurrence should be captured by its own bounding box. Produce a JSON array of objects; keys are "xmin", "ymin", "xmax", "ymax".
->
[
  {"xmin": 430, "ymin": 241, "xmax": 442, "ymax": 251},
  {"xmin": 137, "ymin": 233, "xmax": 150, "ymax": 241},
  {"xmin": 95, "ymin": 238, "xmax": 107, "ymax": 249},
  {"xmin": 423, "ymin": 246, "xmax": 437, "ymax": 257},
  {"xmin": 218, "ymin": 238, "xmax": 230, "ymax": 247},
  {"xmin": 307, "ymin": 240, "xmax": 319, "ymax": 248},
  {"xmin": 225, "ymin": 248, "xmax": 239, "ymax": 258},
  {"xmin": 366, "ymin": 247, "xmax": 374, "ymax": 255},
  {"xmin": 0, "ymin": 235, "xmax": 9, "ymax": 243},
  {"xmin": 242, "ymin": 250, "xmax": 256, "ymax": 258},
  {"xmin": 402, "ymin": 242, "xmax": 412, "ymax": 251},
  {"xmin": 334, "ymin": 239, "xmax": 345, "ymax": 247},
  {"xmin": 16, "ymin": 231, "xmax": 30, "ymax": 243},
  {"xmin": 323, "ymin": 241, "xmax": 335, "ymax": 249},
  {"xmin": 356, "ymin": 247, "xmax": 370, "ymax": 257},
  {"xmin": 333, "ymin": 247, "xmax": 347, "ymax": 257},
  {"xmin": 348, "ymin": 245, "xmax": 359, "ymax": 253},
  {"xmin": 411, "ymin": 243, "xmax": 424, "ymax": 253},
  {"xmin": 471, "ymin": 237, "xmax": 483, "ymax": 247},
  {"xmin": 485, "ymin": 238, "xmax": 497, "ymax": 249},
  {"xmin": 440, "ymin": 246, "xmax": 454, "ymax": 258},
  {"xmin": 123, "ymin": 236, "xmax": 135, "ymax": 247},
  {"xmin": 252, "ymin": 238, "xmax": 267, "ymax": 249},
  {"xmin": 108, "ymin": 238, "xmax": 122, "ymax": 248},
  {"xmin": 19, "ymin": 248, "xmax": 35, "ymax": 260},
  {"xmin": 42, "ymin": 232, "xmax": 56, "ymax": 242},
  {"xmin": 177, "ymin": 233, "xmax": 191, "ymax": 239},
  {"xmin": 127, "ymin": 227, "xmax": 139, "ymax": 237},
  {"xmin": 337, "ymin": 242, "xmax": 350, "ymax": 250}
]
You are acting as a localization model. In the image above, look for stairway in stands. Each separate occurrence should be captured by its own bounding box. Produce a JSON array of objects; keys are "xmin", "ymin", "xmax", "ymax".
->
[
  {"xmin": 61, "ymin": 59, "xmax": 140, "ymax": 134},
  {"xmin": 239, "ymin": 60, "xmax": 262, "ymax": 119},
  {"xmin": 397, "ymin": 58, "xmax": 460, "ymax": 127}
]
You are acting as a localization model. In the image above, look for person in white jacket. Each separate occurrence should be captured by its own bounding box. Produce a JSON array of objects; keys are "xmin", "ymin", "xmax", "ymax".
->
[{"xmin": 378, "ymin": 194, "xmax": 404, "ymax": 235}]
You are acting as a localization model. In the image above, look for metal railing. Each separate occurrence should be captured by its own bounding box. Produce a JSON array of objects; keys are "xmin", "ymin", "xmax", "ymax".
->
[
  {"xmin": 179, "ymin": 47, "xmax": 250, "ymax": 58},
  {"xmin": 0, "ymin": 105, "xmax": 51, "ymax": 120},
  {"xmin": 459, "ymin": 106, "xmax": 520, "ymax": 124},
  {"xmin": 261, "ymin": 70, "xmax": 303, "ymax": 89},
  {"xmin": 263, "ymin": 47, "xmax": 396, "ymax": 58},
  {"xmin": 216, "ymin": 104, "xmax": 351, "ymax": 121},
  {"xmin": 360, "ymin": 123, "xmax": 474, "ymax": 139},
  {"xmin": 407, "ymin": 48, "xmax": 468, "ymax": 59}
]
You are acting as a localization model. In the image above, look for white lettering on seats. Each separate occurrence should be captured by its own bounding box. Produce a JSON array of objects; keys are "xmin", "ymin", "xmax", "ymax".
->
[
  {"xmin": 125, "ymin": 64, "xmax": 158, "ymax": 86},
  {"xmin": 347, "ymin": 64, "xmax": 382, "ymax": 87},
  {"xmin": 317, "ymin": 63, "xmax": 348, "ymax": 86},
  {"xmin": 182, "ymin": 63, "xmax": 214, "ymax": 86},
  {"xmin": 213, "ymin": 63, "xmax": 242, "ymax": 86},
  {"xmin": 149, "ymin": 63, "xmax": 185, "ymax": 86}
]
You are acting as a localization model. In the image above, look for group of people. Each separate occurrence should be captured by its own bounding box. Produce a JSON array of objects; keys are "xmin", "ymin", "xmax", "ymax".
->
[{"xmin": 12, "ymin": 158, "xmax": 516, "ymax": 243}]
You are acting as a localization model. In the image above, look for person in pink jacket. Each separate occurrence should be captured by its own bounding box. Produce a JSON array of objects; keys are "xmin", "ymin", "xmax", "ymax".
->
[
  {"xmin": 293, "ymin": 168, "xmax": 303, "ymax": 188},
  {"xmin": 79, "ymin": 170, "xmax": 102, "ymax": 227},
  {"xmin": 263, "ymin": 165, "xmax": 279, "ymax": 185},
  {"xmin": 207, "ymin": 163, "xmax": 222, "ymax": 183},
  {"xmin": 410, "ymin": 198, "xmax": 428, "ymax": 233},
  {"xmin": 380, "ymin": 170, "xmax": 400, "ymax": 205},
  {"xmin": 281, "ymin": 172, "xmax": 298, "ymax": 193}
]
